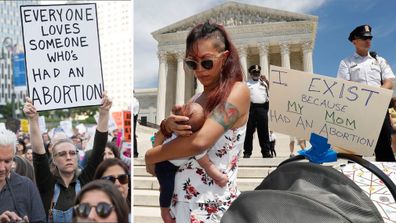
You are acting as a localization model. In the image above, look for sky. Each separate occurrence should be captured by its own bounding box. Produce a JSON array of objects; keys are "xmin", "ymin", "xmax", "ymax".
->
[{"xmin": 134, "ymin": 0, "xmax": 396, "ymax": 89}]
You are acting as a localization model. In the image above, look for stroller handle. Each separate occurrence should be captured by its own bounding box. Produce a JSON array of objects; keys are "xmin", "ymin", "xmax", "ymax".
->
[{"xmin": 279, "ymin": 153, "xmax": 396, "ymax": 202}]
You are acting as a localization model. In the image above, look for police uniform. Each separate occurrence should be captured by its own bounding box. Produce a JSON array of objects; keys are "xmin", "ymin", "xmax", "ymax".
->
[
  {"xmin": 337, "ymin": 24, "xmax": 395, "ymax": 161},
  {"xmin": 243, "ymin": 65, "xmax": 271, "ymax": 158}
]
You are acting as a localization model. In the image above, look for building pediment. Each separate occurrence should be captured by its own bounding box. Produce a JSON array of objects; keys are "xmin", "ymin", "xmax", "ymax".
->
[{"xmin": 152, "ymin": 1, "xmax": 317, "ymax": 39}]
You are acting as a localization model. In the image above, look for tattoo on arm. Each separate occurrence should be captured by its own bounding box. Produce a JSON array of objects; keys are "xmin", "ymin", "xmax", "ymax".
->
[{"xmin": 209, "ymin": 102, "xmax": 240, "ymax": 131}]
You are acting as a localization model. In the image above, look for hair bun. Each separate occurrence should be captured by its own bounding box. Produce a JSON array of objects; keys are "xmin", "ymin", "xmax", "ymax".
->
[{"xmin": 202, "ymin": 21, "xmax": 217, "ymax": 34}]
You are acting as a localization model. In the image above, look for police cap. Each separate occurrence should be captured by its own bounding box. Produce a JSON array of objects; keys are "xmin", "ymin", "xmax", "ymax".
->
[
  {"xmin": 248, "ymin": 65, "xmax": 261, "ymax": 74},
  {"xmin": 348, "ymin": 24, "xmax": 373, "ymax": 42}
]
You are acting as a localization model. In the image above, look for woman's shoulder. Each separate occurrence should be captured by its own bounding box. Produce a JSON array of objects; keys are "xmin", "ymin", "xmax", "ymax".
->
[
  {"xmin": 230, "ymin": 82, "xmax": 249, "ymax": 95},
  {"xmin": 228, "ymin": 82, "xmax": 250, "ymax": 102}
]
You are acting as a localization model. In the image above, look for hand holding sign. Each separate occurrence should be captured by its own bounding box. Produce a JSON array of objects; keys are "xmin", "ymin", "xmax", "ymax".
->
[
  {"xmin": 23, "ymin": 97, "xmax": 39, "ymax": 120},
  {"xmin": 97, "ymin": 91, "xmax": 112, "ymax": 133}
]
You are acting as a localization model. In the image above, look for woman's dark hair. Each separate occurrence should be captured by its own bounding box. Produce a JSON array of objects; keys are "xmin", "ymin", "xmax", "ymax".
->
[
  {"xmin": 104, "ymin": 142, "xmax": 120, "ymax": 159},
  {"xmin": 17, "ymin": 138, "xmax": 26, "ymax": 153},
  {"xmin": 186, "ymin": 21, "xmax": 243, "ymax": 114},
  {"xmin": 94, "ymin": 158, "xmax": 131, "ymax": 207},
  {"xmin": 13, "ymin": 155, "xmax": 35, "ymax": 183},
  {"xmin": 73, "ymin": 180, "xmax": 129, "ymax": 222}
]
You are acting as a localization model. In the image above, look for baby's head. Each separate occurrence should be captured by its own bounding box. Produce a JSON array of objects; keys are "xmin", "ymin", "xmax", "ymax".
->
[{"xmin": 175, "ymin": 102, "xmax": 205, "ymax": 132}]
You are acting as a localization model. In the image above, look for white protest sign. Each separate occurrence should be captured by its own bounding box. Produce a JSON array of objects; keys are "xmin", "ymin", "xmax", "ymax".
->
[
  {"xmin": 268, "ymin": 65, "xmax": 392, "ymax": 156},
  {"xmin": 60, "ymin": 120, "xmax": 73, "ymax": 137},
  {"xmin": 75, "ymin": 123, "xmax": 86, "ymax": 135},
  {"xmin": 20, "ymin": 4, "xmax": 104, "ymax": 111},
  {"xmin": 94, "ymin": 113, "xmax": 117, "ymax": 132},
  {"xmin": 38, "ymin": 116, "xmax": 47, "ymax": 133}
]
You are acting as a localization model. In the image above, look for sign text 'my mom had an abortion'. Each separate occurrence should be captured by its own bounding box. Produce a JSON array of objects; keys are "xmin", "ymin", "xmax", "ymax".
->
[{"xmin": 20, "ymin": 3, "xmax": 104, "ymax": 111}]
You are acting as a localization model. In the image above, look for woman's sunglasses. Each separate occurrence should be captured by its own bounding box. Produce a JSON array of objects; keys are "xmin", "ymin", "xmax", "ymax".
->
[
  {"xmin": 184, "ymin": 51, "xmax": 227, "ymax": 71},
  {"xmin": 74, "ymin": 202, "xmax": 113, "ymax": 218},
  {"xmin": 101, "ymin": 174, "xmax": 129, "ymax": 185}
]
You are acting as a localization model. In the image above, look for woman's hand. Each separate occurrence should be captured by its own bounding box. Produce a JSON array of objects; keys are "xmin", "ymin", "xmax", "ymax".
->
[
  {"xmin": 165, "ymin": 106, "xmax": 192, "ymax": 136},
  {"xmin": 23, "ymin": 97, "xmax": 39, "ymax": 120},
  {"xmin": 99, "ymin": 91, "xmax": 112, "ymax": 113}
]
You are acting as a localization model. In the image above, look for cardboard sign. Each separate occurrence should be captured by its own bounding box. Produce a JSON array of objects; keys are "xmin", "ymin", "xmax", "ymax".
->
[
  {"xmin": 123, "ymin": 111, "xmax": 131, "ymax": 142},
  {"xmin": 20, "ymin": 119, "xmax": 29, "ymax": 133},
  {"xmin": 112, "ymin": 111, "xmax": 123, "ymax": 129},
  {"xmin": 268, "ymin": 65, "xmax": 392, "ymax": 156},
  {"xmin": 20, "ymin": 3, "xmax": 104, "ymax": 111}
]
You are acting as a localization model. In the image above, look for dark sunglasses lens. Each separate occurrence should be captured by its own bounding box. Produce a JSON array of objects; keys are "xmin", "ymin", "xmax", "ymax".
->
[
  {"xmin": 118, "ymin": 174, "xmax": 129, "ymax": 184},
  {"xmin": 185, "ymin": 60, "xmax": 197, "ymax": 70},
  {"xmin": 96, "ymin": 202, "xmax": 112, "ymax": 218},
  {"xmin": 76, "ymin": 203, "xmax": 91, "ymax": 218},
  {"xmin": 102, "ymin": 176, "xmax": 116, "ymax": 183},
  {"xmin": 201, "ymin": 60, "xmax": 213, "ymax": 70}
]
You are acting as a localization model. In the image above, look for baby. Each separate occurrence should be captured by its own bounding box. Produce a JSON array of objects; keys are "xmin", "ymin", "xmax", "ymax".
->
[{"xmin": 154, "ymin": 102, "xmax": 228, "ymax": 223}]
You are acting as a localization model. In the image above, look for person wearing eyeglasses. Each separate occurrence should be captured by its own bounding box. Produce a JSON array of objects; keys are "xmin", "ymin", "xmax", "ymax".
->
[
  {"xmin": 337, "ymin": 24, "xmax": 396, "ymax": 162},
  {"xmin": 0, "ymin": 129, "xmax": 46, "ymax": 223},
  {"xmin": 145, "ymin": 21, "xmax": 250, "ymax": 222},
  {"xmin": 73, "ymin": 179, "xmax": 129, "ymax": 223},
  {"xmin": 94, "ymin": 158, "xmax": 130, "ymax": 208},
  {"xmin": 23, "ymin": 93, "xmax": 112, "ymax": 222},
  {"xmin": 243, "ymin": 64, "xmax": 271, "ymax": 158}
]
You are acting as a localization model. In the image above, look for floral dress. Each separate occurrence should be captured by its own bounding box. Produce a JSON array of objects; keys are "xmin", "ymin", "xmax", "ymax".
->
[{"xmin": 170, "ymin": 125, "xmax": 246, "ymax": 223}]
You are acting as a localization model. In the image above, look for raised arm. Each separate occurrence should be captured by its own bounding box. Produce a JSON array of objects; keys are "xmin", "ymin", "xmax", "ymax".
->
[
  {"xmin": 23, "ymin": 97, "xmax": 45, "ymax": 155},
  {"xmin": 79, "ymin": 92, "xmax": 112, "ymax": 183},
  {"xmin": 145, "ymin": 82, "xmax": 250, "ymax": 164}
]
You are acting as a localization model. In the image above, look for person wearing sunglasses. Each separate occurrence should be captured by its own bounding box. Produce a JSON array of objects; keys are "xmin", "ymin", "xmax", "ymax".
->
[
  {"xmin": 73, "ymin": 179, "xmax": 129, "ymax": 222},
  {"xmin": 147, "ymin": 102, "xmax": 228, "ymax": 223},
  {"xmin": 94, "ymin": 158, "xmax": 130, "ymax": 208},
  {"xmin": 243, "ymin": 64, "xmax": 272, "ymax": 159},
  {"xmin": 337, "ymin": 24, "xmax": 396, "ymax": 162},
  {"xmin": 23, "ymin": 93, "xmax": 112, "ymax": 222},
  {"xmin": 145, "ymin": 21, "xmax": 250, "ymax": 222}
]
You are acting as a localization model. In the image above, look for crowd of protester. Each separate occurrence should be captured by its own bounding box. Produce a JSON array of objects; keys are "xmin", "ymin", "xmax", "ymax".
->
[{"xmin": 0, "ymin": 94, "xmax": 131, "ymax": 222}]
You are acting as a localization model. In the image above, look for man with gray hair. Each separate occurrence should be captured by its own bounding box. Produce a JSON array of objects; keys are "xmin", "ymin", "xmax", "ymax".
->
[{"xmin": 0, "ymin": 129, "xmax": 46, "ymax": 223}]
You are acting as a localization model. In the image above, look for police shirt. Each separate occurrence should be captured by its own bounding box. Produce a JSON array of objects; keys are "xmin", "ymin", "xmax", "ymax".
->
[
  {"xmin": 337, "ymin": 52, "xmax": 395, "ymax": 87},
  {"xmin": 247, "ymin": 79, "xmax": 268, "ymax": 104}
]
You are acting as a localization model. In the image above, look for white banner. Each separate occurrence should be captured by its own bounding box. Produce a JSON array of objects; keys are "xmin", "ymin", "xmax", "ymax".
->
[
  {"xmin": 60, "ymin": 120, "xmax": 73, "ymax": 137},
  {"xmin": 268, "ymin": 65, "xmax": 392, "ymax": 156},
  {"xmin": 20, "ymin": 4, "xmax": 104, "ymax": 111},
  {"xmin": 38, "ymin": 116, "xmax": 47, "ymax": 133}
]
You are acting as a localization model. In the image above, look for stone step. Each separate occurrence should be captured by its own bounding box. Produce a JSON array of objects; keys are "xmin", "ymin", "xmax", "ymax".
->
[
  {"xmin": 134, "ymin": 165, "xmax": 275, "ymax": 178},
  {"xmin": 134, "ymin": 176, "xmax": 263, "ymax": 191},
  {"xmin": 134, "ymin": 189, "xmax": 159, "ymax": 207},
  {"xmin": 133, "ymin": 206, "xmax": 161, "ymax": 223},
  {"xmin": 134, "ymin": 157, "xmax": 290, "ymax": 167}
]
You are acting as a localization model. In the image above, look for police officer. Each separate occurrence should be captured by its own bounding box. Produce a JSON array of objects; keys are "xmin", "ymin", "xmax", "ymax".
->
[
  {"xmin": 243, "ymin": 65, "xmax": 271, "ymax": 158},
  {"xmin": 337, "ymin": 24, "xmax": 396, "ymax": 161}
]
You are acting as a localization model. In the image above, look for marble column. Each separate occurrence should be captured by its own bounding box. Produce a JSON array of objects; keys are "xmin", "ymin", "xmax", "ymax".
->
[
  {"xmin": 302, "ymin": 42, "xmax": 313, "ymax": 73},
  {"xmin": 280, "ymin": 43, "xmax": 290, "ymax": 69},
  {"xmin": 259, "ymin": 43, "xmax": 269, "ymax": 78},
  {"xmin": 175, "ymin": 51, "xmax": 185, "ymax": 105},
  {"xmin": 238, "ymin": 46, "xmax": 248, "ymax": 80},
  {"xmin": 156, "ymin": 51, "xmax": 168, "ymax": 124}
]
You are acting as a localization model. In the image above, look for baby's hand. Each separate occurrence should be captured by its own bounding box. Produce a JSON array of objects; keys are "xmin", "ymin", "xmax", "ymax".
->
[{"xmin": 214, "ymin": 174, "xmax": 228, "ymax": 187}]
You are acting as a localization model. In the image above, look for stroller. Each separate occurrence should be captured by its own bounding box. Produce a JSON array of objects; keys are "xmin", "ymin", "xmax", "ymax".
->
[{"xmin": 221, "ymin": 133, "xmax": 396, "ymax": 223}]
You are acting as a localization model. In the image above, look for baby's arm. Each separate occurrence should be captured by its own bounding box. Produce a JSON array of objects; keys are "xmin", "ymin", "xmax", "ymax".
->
[{"xmin": 197, "ymin": 155, "xmax": 228, "ymax": 187}]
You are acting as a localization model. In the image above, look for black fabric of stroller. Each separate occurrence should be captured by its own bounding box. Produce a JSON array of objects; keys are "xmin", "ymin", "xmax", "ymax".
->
[{"xmin": 221, "ymin": 162, "xmax": 384, "ymax": 223}]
